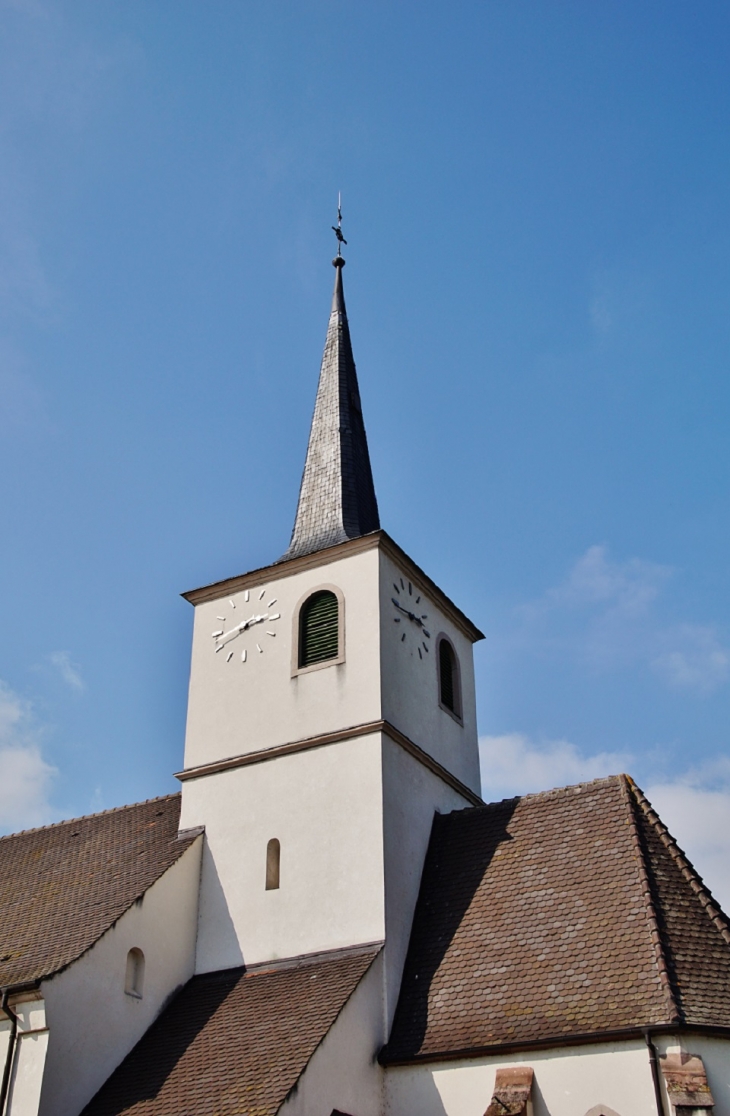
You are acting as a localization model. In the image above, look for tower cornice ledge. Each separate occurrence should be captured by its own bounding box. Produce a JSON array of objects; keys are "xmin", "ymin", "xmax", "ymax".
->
[{"xmin": 182, "ymin": 529, "xmax": 484, "ymax": 643}]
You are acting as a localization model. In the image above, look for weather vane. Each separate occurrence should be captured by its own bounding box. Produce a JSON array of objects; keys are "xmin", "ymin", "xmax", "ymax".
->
[{"xmin": 332, "ymin": 192, "xmax": 347, "ymax": 256}]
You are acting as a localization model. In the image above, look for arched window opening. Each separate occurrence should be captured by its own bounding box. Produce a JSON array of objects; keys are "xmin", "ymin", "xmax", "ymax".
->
[
  {"xmin": 438, "ymin": 637, "xmax": 462, "ymax": 720},
  {"xmin": 125, "ymin": 948, "xmax": 145, "ymax": 999},
  {"xmin": 299, "ymin": 590, "xmax": 339, "ymax": 668},
  {"xmin": 266, "ymin": 838, "xmax": 280, "ymax": 890}
]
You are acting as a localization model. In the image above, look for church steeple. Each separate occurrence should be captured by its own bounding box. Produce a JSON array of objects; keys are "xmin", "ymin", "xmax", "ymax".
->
[{"xmin": 280, "ymin": 254, "xmax": 380, "ymax": 562}]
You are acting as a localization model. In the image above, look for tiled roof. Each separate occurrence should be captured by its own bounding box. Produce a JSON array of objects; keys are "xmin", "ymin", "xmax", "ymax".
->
[
  {"xmin": 82, "ymin": 945, "xmax": 381, "ymax": 1116},
  {"xmin": 0, "ymin": 794, "xmax": 200, "ymax": 987},
  {"xmin": 280, "ymin": 258, "xmax": 380, "ymax": 562},
  {"xmin": 383, "ymin": 775, "xmax": 730, "ymax": 1062}
]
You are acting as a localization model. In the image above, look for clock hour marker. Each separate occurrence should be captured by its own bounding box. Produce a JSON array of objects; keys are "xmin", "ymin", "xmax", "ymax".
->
[
  {"xmin": 268, "ymin": 599, "xmax": 277, "ymax": 607},
  {"xmin": 408, "ymin": 582, "xmax": 412, "ymax": 595},
  {"xmin": 400, "ymin": 578, "xmax": 405, "ymax": 589},
  {"xmin": 423, "ymin": 642, "xmax": 429, "ymax": 653},
  {"xmin": 393, "ymin": 583, "xmax": 400, "ymax": 594},
  {"xmin": 418, "ymin": 647, "xmax": 422, "ymax": 659},
  {"xmin": 229, "ymin": 599, "xmax": 236, "ymax": 608},
  {"xmin": 256, "ymin": 643, "xmax": 263, "ymax": 653},
  {"xmin": 226, "ymin": 651, "xmax": 234, "ymax": 662},
  {"xmin": 416, "ymin": 595, "xmax": 421, "ymax": 604},
  {"xmin": 394, "ymin": 617, "xmax": 401, "ymax": 623},
  {"xmin": 244, "ymin": 590, "xmax": 250, "ymax": 602},
  {"xmin": 217, "ymin": 616, "xmax": 226, "ymax": 621},
  {"xmin": 267, "ymin": 630, "xmax": 276, "ymax": 637},
  {"xmin": 212, "ymin": 630, "xmax": 223, "ymax": 638},
  {"xmin": 401, "ymin": 633, "xmax": 406, "ymax": 642},
  {"xmin": 259, "ymin": 589, "xmax": 266, "ymax": 600},
  {"xmin": 242, "ymin": 649, "xmax": 247, "ymax": 662},
  {"xmin": 423, "ymin": 630, "xmax": 431, "ymax": 638}
]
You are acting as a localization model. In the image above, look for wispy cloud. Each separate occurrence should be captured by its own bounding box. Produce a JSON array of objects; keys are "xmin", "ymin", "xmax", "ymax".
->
[
  {"xmin": 49, "ymin": 650, "xmax": 84, "ymax": 692},
  {"xmin": 0, "ymin": 679, "xmax": 56, "ymax": 832},
  {"xmin": 517, "ymin": 545, "xmax": 730, "ymax": 695},
  {"xmin": 479, "ymin": 731, "xmax": 730, "ymax": 912}
]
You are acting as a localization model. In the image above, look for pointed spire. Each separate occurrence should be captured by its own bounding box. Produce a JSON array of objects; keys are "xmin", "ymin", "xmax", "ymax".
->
[{"xmin": 280, "ymin": 256, "xmax": 380, "ymax": 562}]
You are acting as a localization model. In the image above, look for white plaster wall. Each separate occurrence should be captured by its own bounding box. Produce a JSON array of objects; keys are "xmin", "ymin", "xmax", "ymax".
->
[
  {"xmin": 654, "ymin": 1033, "xmax": 730, "ymax": 1116},
  {"xmin": 381, "ymin": 737, "xmax": 470, "ymax": 1028},
  {"xmin": 183, "ymin": 548, "xmax": 382, "ymax": 769},
  {"xmin": 378, "ymin": 550, "xmax": 480, "ymax": 795},
  {"xmin": 180, "ymin": 735, "xmax": 386, "ymax": 973},
  {"xmin": 385, "ymin": 1041, "xmax": 659, "ymax": 1116},
  {"xmin": 279, "ymin": 951, "xmax": 386, "ymax": 1116},
  {"xmin": 5, "ymin": 1002, "xmax": 48, "ymax": 1116},
  {"xmin": 38, "ymin": 838, "xmax": 202, "ymax": 1116}
]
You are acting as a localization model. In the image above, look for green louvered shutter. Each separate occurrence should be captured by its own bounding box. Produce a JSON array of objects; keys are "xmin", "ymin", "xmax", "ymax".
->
[
  {"xmin": 300, "ymin": 591, "xmax": 339, "ymax": 666},
  {"xmin": 439, "ymin": 639, "xmax": 455, "ymax": 711}
]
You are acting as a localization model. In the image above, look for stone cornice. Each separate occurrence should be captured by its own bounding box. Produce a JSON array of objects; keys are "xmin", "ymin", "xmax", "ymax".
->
[
  {"xmin": 182, "ymin": 530, "xmax": 484, "ymax": 643},
  {"xmin": 174, "ymin": 718, "xmax": 483, "ymax": 807}
]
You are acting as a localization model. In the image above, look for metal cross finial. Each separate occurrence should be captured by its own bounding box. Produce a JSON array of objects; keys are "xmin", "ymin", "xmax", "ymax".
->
[{"xmin": 331, "ymin": 192, "xmax": 347, "ymax": 254}]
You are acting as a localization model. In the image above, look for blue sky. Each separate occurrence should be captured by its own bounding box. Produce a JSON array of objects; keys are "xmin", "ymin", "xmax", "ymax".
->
[{"xmin": 1, "ymin": 1, "xmax": 730, "ymax": 903}]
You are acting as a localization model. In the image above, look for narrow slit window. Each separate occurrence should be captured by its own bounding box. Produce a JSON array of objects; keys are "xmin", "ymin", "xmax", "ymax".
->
[
  {"xmin": 124, "ymin": 948, "xmax": 145, "ymax": 998},
  {"xmin": 438, "ymin": 638, "xmax": 461, "ymax": 719},
  {"xmin": 266, "ymin": 838, "xmax": 280, "ymax": 890},
  {"xmin": 299, "ymin": 590, "xmax": 339, "ymax": 667}
]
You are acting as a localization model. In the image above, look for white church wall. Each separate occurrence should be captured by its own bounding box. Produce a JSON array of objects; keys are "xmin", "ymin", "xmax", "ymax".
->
[
  {"xmin": 4, "ymin": 1000, "xmax": 48, "ymax": 1116},
  {"xmin": 379, "ymin": 549, "xmax": 480, "ymax": 795},
  {"xmin": 181, "ymin": 734, "xmax": 386, "ymax": 973},
  {"xmin": 279, "ymin": 951, "xmax": 386, "ymax": 1116},
  {"xmin": 381, "ymin": 737, "xmax": 470, "ymax": 1028},
  {"xmin": 38, "ymin": 837, "xmax": 202, "ymax": 1116},
  {"xmin": 385, "ymin": 1040, "xmax": 658, "ymax": 1116},
  {"xmin": 183, "ymin": 547, "xmax": 382, "ymax": 771}
]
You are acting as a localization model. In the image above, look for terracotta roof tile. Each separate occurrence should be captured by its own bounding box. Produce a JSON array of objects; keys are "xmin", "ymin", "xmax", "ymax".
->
[
  {"xmin": 0, "ymin": 794, "xmax": 200, "ymax": 987},
  {"xmin": 81, "ymin": 945, "xmax": 381, "ymax": 1116},
  {"xmin": 383, "ymin": 775, "xmax": 730, "ymax": 1061}
]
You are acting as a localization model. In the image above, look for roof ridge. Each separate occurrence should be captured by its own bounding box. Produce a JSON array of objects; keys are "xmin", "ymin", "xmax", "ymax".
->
[
  {"xmin": 627, "ymin": 776, "xmax": 730, "ymax": 947},
  {"xmin": 475, "ymin": 773, "xmax": 624, "ymax": 814},
  {"xmin": 0, "ymin": 792, "xmax": 180, "ymax": 842},
  {"xmin": 619, "ymin": 774, "xmax": 681, "ymax": 1024}
]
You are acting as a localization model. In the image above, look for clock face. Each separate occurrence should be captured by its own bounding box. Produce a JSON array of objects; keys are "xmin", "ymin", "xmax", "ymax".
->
[
  {"xmin": 211, "ymin": 586, "xmax": 281, "ymax": 664},
  {"xmin": 391, "ymin": 577, "xmax": 431, "ymax": 659}
]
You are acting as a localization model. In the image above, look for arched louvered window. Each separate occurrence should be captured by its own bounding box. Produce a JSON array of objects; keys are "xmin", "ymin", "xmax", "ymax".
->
[
  {"xmin": 438, "ymin": 637, "xmax": 462, "ymax": 720},
  {"xmin": 299, "ymin": 590, "xmax": 339, "ymax": 668},
  {"xmin": 266, "ymin": 838, "xmax": 280, "ymax": 890}
]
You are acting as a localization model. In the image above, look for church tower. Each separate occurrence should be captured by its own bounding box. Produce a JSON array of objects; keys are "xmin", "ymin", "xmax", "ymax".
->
[{"xmin": 178, "ymin": 243, "xmax": 483, "ymax": 1023}]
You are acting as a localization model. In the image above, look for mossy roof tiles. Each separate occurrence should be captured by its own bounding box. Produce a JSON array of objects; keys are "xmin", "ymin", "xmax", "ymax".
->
[
  {"xmin": 383, "ymin": 774, "xmax": 730, "ymax": 1061},
  {"xmin": 0, "ymin": 793, "xmax": 200, "ymax": 987}
]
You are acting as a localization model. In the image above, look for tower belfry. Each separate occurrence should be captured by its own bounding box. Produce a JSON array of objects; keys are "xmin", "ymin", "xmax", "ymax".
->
[{"xmin": 281, "ymin": 251, "xmax": 380, "ymax": 561}]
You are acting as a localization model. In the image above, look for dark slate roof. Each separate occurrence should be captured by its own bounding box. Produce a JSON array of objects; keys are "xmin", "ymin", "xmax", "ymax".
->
[
  {"xmin": 82, "ymin": 945, "xmax": 381, "ymax": 1116},
  {"xmin": 383, "ymin": 775, "xmax": 730, "ymax": 1062},
  {"xmin": 280, "ymin": 258, "xmax": 380, "ymax": 562},
  {"xmin": 0, "ymin": 794, "xmax": 200, "ymax": 987}
]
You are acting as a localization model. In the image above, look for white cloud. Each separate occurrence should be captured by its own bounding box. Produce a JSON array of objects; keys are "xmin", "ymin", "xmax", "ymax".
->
[
  {"xmin": 0, "ymin": 680, "xmax": 56, "ymax": 831},
  {"xmin": 49, "ymin": 650, "xmax": 84, "ymax": 692},
  {"xmin": 518, "ymin": 545, "xmax": 730, "ymax": 694},
  {"xmin": 479, "ymin": 731, "xmax": 630, "ymax": 800},
  {"xmin": 480, "ymin": 731, "xmax": 730, "ymax": 914}
]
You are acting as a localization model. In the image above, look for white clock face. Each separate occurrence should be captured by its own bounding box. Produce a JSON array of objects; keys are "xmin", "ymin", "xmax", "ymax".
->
[
  {"xmin": 211, "ymin": 586, "xmax": 281, "ymax": 664},
  {"xmin": 391, "ymin": 577, "xmax": 431, "ymax": 659}
]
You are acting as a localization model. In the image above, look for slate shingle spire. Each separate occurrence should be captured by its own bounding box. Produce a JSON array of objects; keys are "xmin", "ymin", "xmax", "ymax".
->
[{"xmin": 280, "ymin": 256, "xmax": 380, "ymax": 561}]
